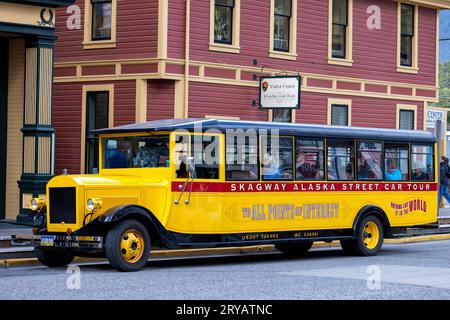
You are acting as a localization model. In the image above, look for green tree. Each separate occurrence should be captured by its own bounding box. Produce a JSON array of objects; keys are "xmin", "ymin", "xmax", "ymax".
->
[{"xmin": 438, "ymin": 62, "xmax": 450, "ymax": 107}]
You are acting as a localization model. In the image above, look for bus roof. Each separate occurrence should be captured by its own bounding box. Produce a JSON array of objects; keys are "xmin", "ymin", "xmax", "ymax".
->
[{"xmin": 94, "ymin": 118, "xmax": 436, "ymax": 143}]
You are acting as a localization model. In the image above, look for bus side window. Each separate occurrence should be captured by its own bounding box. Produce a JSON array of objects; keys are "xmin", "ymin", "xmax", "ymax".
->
[
  {"xmin": 357, "ymin": 141, "xmax": 383, "ymax": 180},
  {"xmin": 411, "ymin": 145, "xmax": 433, "ymax": 181},
  {"xmin": 174, "ymin": 134, "xmax": 189, "ymax": 178},
  {"xmin": 384, "ymin": 144, "xmax": 409, "ymax": 181},
  {"xmin": 295, "ymin": 138, "xmax": 324, "ymax": 181},
  {"xmin": 226, "ymin": 135, "xmax": 259, "ymax": 181},
  {"xmin": 191, "ymin": 135, "xmax": 220, "ymax": 179},
  {"xmin": 261, "ymin": 136, "xmax": 293, "ymax": 181},
  {"xmin": 327, "ymin": 140, "xmax": 354, "ymax": 181}
]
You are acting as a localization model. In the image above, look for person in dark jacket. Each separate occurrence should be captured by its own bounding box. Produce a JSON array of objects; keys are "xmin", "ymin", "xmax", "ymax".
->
[{"xmin": 439, "ymin": 157, "xmax": 450, "ymax": 207}]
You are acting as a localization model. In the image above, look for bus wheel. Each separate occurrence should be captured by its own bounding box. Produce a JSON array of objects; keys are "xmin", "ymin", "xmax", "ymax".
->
[
  {"xmin": 341, "ymin": 215, "xmax": 384, "ymax": 256},
  {"xmin": 275, "ymin": 241, "xmax": 313, "ymax": 256},
  {"xmin": 105, "ymin": 219, "xmax": 151, "ymax": 272},
  {"xmin": 34, "ymin": 247, "xmax": 74, "ymax": 267}
]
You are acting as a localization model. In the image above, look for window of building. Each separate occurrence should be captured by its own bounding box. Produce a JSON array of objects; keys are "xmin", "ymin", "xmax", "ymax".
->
[
  {"xmin": 295, "ymin": 138, "xmax": 325, "ymax": 180},
  {"xmin": 327, "ymin": 140, "xmax": 354, "ymax": 181},
  {"xmin": 332, "ymin": 0, "xmax": 348, "ymax": 59},
  {"xmin": 272, "ymin": 109, "xmax": 292, "ymax": 123},
  {"xmin": 397, "ymin": 3, "xmax": 418, "ymax": 73},
  {"xmin": 328, "ymin": 0, "xmax": 352, "ymax": 66},
  {"xmin": 274, "ymin": 0, "xmax": 292, "ymax": 52},
  {"xmin": 83, "ymin": 0, "xmax": 116, "ymax": 49},
  {"xmin": 269, "ymin": 0, "xmax": 297, "ymax": 60},
  {"xmin": 331, "ymin": 104, "xmax": 349, "ymax": 126},
  {"xmin": 261, "ymin": 136, "xmax": 293, "ymax": 181},
  {"xmin": 411, "ymin": 145, "xmax": 433, "ymax": 181},
  {"xmin": 210, "ymin": 0, "xmax": 240, "ymax": 53},
  {"xmin": 226, "ymin": 134, "xmax": 259, "ymax": 181},
  {"xmin": 357, "ymin": 141, "xmax": 383, "ymax": 180},
  {"xmin": 400, "ymin": 4, "xmax": 414, "ymax": 67},
  {"xmin": 384, "ymin": 144, "xmax": 409, "ymax": 181},
  {"xmin": 91, "ymin": 0, "xmax": 112, "ymax": 40},
  {"xmin": 399, "ymin": 109, "xmax": 415, "ymax": 130},
  {"xmin": 86, "ymin": 92, "xmax": 109, "ymax": 173},
  {"xmin": 214, "ymin": 0, "xmax": 234, "ymax": 44}
]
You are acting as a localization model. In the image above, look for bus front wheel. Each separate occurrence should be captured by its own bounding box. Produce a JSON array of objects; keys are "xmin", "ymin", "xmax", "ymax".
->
[
  {"xmin": 341, "ymin": 215, "xmax": 384, "ymax": 256},
  {"xmin": 275, "ymin": 241, "xmax": 313, "ymax": 256},
  {"xmin": 105, "ymin": 219, "xmax": 151, "ymax": 272}
]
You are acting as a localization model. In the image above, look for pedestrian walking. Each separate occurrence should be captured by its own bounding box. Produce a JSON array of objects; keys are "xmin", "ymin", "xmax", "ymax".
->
[{"xmin": 439, "ymin": 156, "xmax": 450, "ymax": 207}]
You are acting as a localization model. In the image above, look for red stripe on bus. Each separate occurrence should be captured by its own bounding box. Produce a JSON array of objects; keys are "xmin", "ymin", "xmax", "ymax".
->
[{"xmin": 171, "ymin": 182, "xmax": 438, "ymax": 193}]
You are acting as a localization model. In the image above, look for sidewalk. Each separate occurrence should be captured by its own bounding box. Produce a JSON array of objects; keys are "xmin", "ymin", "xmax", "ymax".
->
[{"xmin": 0, "ymin": 221, "xmax": 32, "ymax": 241}]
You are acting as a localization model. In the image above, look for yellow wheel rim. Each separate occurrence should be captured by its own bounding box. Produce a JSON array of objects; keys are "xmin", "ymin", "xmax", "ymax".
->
[
  {"xmin": 363, "ymin": 221, "xmax": 380, "ymax": 250},
  {"xmin": 120, "ymin": 229, "xmax": 144, "ymax": 263}
]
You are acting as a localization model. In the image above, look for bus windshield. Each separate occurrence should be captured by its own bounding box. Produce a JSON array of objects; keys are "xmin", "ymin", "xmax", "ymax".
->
[{"xmin": 102, "ymin": 135, "xmax": 170, "ymax": 169}]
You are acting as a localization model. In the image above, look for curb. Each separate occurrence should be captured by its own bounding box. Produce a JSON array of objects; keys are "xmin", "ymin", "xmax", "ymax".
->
[{"xmin": 2, "ymin": 233, "xmax": 450, "ymax": 268}]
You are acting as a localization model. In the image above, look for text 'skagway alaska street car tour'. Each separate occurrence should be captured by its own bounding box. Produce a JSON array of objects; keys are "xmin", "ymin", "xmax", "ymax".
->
[{"xmin": 14, "ymin": 119, "xmax": 438, "ymax": 271}]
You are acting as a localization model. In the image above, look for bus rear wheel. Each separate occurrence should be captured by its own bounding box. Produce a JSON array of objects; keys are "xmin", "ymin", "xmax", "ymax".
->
[
  {"xmin": 35, "ymin": 246, "xmax": 74, "ymax": 268},
  {"xmin": 105, "ymin": 219, "xmax": 151, "ymax": 272},
  {"xmin": 275, "ymin": 241, "xmax": 313, "ymax": 256},
  {"xmin": 341, "ymin": 215, "xmax": 384, "ymax": 256}
]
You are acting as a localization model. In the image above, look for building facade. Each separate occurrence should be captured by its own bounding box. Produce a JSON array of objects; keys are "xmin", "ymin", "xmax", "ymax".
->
[
  {"xmin": 47, "ymin": 0, "xmax": 450, "ymax": 215},
  {"xmin": 0, "ymin": 0, "xmax": 74, "ymax": 222}
]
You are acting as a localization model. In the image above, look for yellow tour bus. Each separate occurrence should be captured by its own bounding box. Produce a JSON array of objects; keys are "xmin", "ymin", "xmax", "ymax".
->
[{"xmin": 17, "ymin": 119, "xmax": 438, "ymax": 271}]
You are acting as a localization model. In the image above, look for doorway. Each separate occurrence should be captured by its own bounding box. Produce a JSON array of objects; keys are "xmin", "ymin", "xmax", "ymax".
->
[{"xmin": 0, "ymin": 38, "xmax": 9, "ymax": 220}]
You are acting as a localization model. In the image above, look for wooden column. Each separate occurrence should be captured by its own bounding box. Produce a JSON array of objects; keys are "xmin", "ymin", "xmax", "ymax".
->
[{"xmin": 17, "ymin": 36, "xmax": 55, "ymax": 224}]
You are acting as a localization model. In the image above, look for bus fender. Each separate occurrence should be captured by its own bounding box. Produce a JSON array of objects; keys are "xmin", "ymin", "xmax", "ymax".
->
[
  {"xmin": 98, "ymin": 205, "xmax": 176, "ymax": 247},
  {"xmin": 352, "ymin": 205, "xmax": 393, "ymax": 238}
]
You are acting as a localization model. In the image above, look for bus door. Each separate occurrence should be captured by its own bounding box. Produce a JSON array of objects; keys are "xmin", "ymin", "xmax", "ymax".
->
[{"xmin": 167, "ymin": 132, "xmax": 226, "ymax": 234}]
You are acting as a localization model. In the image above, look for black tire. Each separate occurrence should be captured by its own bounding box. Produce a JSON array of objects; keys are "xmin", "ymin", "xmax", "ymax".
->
[
  {"xmin": 34, "ymin": 246, "xmax": 74, "ymax": 267},
  {"xmin": 340, "ymin": 215, "xmax": 384, "ymax": 256},
  {"xmin": 105, "ymin": 219, "xmax": 151, "ymax": 272},
  {"xmin": 275, "ymin": 241, "xmax": 313, "ymax": 256}
]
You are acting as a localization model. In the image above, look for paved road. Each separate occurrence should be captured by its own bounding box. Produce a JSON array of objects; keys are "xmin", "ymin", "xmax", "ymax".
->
[{"xmin": 1, "ymin": 240, "xmax": 450, "ymax": 300}]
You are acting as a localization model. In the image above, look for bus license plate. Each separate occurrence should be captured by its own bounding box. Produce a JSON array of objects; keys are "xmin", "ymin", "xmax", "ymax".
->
[{"xmin": 40, "ymin": 236, "xmax": 55, "ymax": 247}]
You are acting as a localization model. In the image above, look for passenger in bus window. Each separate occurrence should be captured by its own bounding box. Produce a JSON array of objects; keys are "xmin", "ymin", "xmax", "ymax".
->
[
  {"xmin": 357, "ymin": 157, "xmax": 369, "ymax": 179},
  {"xmin": 262, "ymin": 155, "xmax": 283, "ymax": 180},
  {"xmin": 296, "ymin": 152, "xmax": 318, "ymax": 179},
  {"xmin": 105, "ymin": 140, "xmax": 128, "ymax": 168},
  {"xmin": 385, "ymin": 159, "xmax": 402, "ymax": 181},
  {"xmin": 358, "ymin": 154, "xmax": 383, "ymax": 180},
  {"xmin": 412, "ymin": 161, "xmax": 429, "ymax": 181},
  {"xmin": 345, "ymin": 162, "xmax": 354, "ymax": 180}
]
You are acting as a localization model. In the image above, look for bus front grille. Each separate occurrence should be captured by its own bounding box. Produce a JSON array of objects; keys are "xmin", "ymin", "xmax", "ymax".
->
[{"xmin": 49, "ymin": 187, "xmax": 77, "ymax": 224}]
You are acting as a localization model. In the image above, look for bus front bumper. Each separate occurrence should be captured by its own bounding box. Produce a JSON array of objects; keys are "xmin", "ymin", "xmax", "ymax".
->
[{"xmin": 11, "ymin": 235, "xmax": 104, "ymax": 249}]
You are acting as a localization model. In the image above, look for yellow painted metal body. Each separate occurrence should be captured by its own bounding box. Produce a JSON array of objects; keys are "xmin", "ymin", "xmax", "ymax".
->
[{"xmin": 46, "ymin": 131, "xmax": 438, "ymax": 237}]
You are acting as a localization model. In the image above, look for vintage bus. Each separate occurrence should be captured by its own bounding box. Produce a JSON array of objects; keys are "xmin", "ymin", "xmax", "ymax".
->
[{"xmin": 19, "ymin": 119, "xmax": 438, "ymax": 271}]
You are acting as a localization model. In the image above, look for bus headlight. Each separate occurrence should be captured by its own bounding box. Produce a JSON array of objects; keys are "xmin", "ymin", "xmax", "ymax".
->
[
  {"xmin": 30, "ymin": 198, "xmax": 46, "ymax": 212},
  {"xmin": 87, "ymin": 198, "xmax": 102, "ymax": 212}
]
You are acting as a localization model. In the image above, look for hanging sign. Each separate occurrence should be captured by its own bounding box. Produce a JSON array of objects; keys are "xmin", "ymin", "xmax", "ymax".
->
[{"xmin": 259, "ymin": 76, "xmax": 301, "ymax": 109}]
